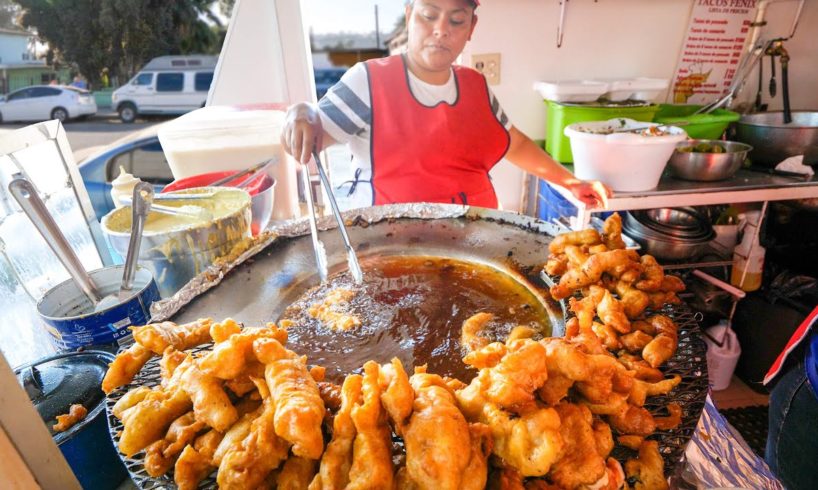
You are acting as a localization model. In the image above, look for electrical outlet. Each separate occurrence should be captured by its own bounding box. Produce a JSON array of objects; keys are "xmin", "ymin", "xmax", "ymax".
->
[{"xmin": 472, "ymin": 53, "xmax": 501, "ymax": 85}]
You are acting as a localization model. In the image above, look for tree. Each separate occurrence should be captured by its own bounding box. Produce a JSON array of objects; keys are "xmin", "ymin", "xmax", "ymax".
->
[
  {"xmin": 14, "ymin": 0, "xmax": 227, "ymax": 88},
  {"xmin": 0, "ymin": 0, "xmax": 20, "ymax": 29}
]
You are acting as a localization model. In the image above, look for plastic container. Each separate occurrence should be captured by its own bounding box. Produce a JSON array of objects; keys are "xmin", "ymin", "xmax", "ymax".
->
[
  {"xmin": 601, "ymin": 77, "xmax": 669, "ymax": 102},
  {"xmin": 110, "ymin": 167, "xmax": 142, "ymax": 209},
  {"xmin": 533, "ymin": 80, "xmax": 609, "ymax": 103},
  {"xmin": 158, "ymin": 105, "xmax": 287, "ymax": 179},
  {"xmin": 654, "ymin": 104, "xmax": 740, "ymax": 140},
  {"xmin": 545, "ymin": 100, "xmax": 660, "ymax": 163},
  {"xmin": 704, "ymin": 322, "xmax": 742, "ymax": 391},
  {"xmin": 731, "ymin": 210, "xmax": 765, "ymax": 292},
  {"xmin": 564, "ymin": 118, "xmax": 687, "ymax": 192},
  {"xmin": 163, "ymin": 171, "xmax": 275, "ymax": 236}
]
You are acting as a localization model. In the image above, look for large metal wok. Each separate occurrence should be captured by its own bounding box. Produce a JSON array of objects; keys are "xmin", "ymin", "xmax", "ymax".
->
[
  {"xmin": 117, "ymin": 204, "xmax": 707, "ymax": 488},
  {"xmin": 152, "ymin": 204, "xmax": 565, "ymax": 380},
  {"xmin": 732, "ymin": 111, "xmax": 818, "ymax": 167}
]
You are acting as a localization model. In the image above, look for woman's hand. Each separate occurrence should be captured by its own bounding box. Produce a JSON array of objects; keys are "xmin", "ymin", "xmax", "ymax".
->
[
  {"xmin": 281, "ymin": 103, "xmax": 323, "ymax": 164},
  {"xmin": 564, "ymin": 179, "xmax": 611, "ymax": 208}
]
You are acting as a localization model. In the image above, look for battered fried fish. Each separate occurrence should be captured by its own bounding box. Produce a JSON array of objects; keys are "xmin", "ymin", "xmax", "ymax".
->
[
  {"xmin": 144, "ymin": 411, "xmax": 206, "ymax": 477},
  {"xmin": 131, "ymin": 318, "xmax": 214, "ymax": 355},
  {"xmin": 347, "ymin": 361, "xmax": 394, "ymax": 490},
  {"xmin": 254, "ymin": 338, "xmax": 325, "ymax": 459},
  {"xmin": 310, "ymin": 374, "xmax": 361, "ymax": 490},
  {"xmin": 101, "ymin": 343, "xmax": 153, "ymax": 394},
  {"xmin": 404, "ymin": 371, "xmax": 477, "ymax": 489}
]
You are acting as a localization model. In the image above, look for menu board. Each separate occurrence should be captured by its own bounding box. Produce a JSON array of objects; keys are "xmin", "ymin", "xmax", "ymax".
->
[{"xmin": 670, "ymin": 1, "xmax": 758, "ymax": 105}]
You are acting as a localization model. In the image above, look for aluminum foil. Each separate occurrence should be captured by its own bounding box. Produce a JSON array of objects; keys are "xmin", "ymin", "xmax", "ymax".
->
[
  {"xmin": 149, "ymin": 204, "xmax": 476, "ymax": 321},
  {"xmin": 679, "ymin": 395, "xmax": 782, "ymax": 489}
]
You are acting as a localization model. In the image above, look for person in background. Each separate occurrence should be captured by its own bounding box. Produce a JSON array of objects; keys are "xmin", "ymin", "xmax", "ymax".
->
[
  {"xmin": 764, "ymin": 305, "xmax": 818, "ymax": 490},
  {"xmin": 282, "ymin": 0, "xmax": 609, "ymax": 210},
  {"xmin": 71, "ymin": 75, "xmax": 87, "ymax": 90}
]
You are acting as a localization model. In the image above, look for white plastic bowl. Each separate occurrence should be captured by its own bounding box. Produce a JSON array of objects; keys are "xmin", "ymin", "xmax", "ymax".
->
[{"xmin": 564, "ymin": 118, "xmax": 688, "ymax": 192}]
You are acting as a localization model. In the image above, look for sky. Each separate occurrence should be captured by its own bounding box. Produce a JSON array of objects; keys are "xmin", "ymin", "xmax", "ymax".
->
[{"xmin": 305, "ymin": 0, "xmax": 407, "ymax": 34}]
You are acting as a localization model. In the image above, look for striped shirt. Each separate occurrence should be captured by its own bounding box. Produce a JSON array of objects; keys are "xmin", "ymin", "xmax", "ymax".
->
[{"xmin": 317, "ymin": 61, "xmax": 512, "ymax": 209}]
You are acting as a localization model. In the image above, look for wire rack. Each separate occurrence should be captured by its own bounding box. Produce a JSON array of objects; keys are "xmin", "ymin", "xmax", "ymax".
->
[
  {"xmin": 106, "ymin": 344, "xmax": 218, "ymax": 489},
  {"xmin": 106, "ymin": 306, "xmax": 707, "ymax": 488},
  {"xmin": 612, "ymin": 303, "xmax": 709, "ymax": 472}
]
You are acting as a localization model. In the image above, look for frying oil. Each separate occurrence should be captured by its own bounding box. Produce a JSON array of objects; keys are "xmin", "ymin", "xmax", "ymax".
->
[{"xmin": 279, "ymin": 255, "xmax": 551, "ymax": 383}]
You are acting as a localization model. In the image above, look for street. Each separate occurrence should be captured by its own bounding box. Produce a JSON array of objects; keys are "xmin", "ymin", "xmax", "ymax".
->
[{"xmin": 0, "ymin": 109, "xmax": 166, "ymax": 154}]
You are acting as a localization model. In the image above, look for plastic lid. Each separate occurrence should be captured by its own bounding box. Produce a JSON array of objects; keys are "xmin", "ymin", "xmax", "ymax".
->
[
  {"xmin": 15, "ymin": 351, "xmax": 114, "ymax": 443},
  {"xmin": 159, "ymin": 104, "xmax": 287, "ymax": 137}
]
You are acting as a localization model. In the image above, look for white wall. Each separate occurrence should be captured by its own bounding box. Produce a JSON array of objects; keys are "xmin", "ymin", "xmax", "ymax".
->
[{"xmin": 470, "ymin": 0, "xmax": 818, "ymax": 212}]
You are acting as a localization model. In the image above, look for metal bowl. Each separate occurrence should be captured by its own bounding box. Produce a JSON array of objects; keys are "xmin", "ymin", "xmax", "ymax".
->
[
  {"xmin": 623, "ymin": 219, "xmax": 714, "ymax": 261},
  {"xmin": 732, "ymin": 111, "xmax": 818, "ymax": 168},
  {"xmin": 625, "ymin": 209, "xmax": 711, "ymax": 241},
  {"xmin": 633, "ymin": 207, "xmax": 713, "ymax": 239},
  {"xmin": 668, "ymin": 139, "xmax": 751, "ymax": 181}
]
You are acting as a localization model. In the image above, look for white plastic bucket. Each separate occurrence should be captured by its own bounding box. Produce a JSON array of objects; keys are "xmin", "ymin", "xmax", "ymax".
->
[
  {"xmin": 564, "ymin": 118, "xmax": 687, "ymax": 192},
  {"xmin": 704, "ymin": 323, "xmax": 742, "ymax": 391}
]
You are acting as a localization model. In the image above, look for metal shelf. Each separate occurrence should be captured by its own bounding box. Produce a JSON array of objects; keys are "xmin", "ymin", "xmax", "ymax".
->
[{"xmin": 551, "ymin": 167, "xmax": 818, "ymax": 228}]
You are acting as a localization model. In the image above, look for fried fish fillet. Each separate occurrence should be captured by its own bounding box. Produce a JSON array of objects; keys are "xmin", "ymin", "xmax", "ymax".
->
[
  {"xmin": 132, "ymin": 318, "xmax": 214, "ymax": 355},
  {"xmin": 254, "ymin": 338, "xmax": 325, "ymax": 459},
  {"xmin": 102, "ymin": 343, "xmax": 153, "ymax": 394}
]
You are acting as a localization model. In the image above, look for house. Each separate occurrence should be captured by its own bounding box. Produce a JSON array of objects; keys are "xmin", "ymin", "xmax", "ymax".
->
[{"xmin": 0, "ymin": 27, "xmax": 69, "ymax": 94}]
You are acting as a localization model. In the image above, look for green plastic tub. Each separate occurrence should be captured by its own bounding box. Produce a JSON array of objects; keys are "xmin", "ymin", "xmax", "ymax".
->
[
  {"xmin": 545, "ymin": 100, "xmax": 660, "ymax": 163},
  {"xmin": 653, "ymin": 104, "xmax": 740, "ymax": 140}
]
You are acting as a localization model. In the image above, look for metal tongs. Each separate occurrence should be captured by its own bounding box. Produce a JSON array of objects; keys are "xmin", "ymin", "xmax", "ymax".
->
[{"xmin": 301, "ymin": 151, "xmax": 363, "ymax": 285}]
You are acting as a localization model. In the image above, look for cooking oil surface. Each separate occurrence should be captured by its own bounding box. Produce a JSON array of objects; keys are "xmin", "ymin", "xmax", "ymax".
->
[{"xmin": 280, "ymin": 255, "xmax": 551, "ymax": 382}]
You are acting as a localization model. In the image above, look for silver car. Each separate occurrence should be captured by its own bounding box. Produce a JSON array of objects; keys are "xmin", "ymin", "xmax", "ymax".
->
[{"xmin": 0, "ymin": 85, "xmax": 97, "ymax": 123}]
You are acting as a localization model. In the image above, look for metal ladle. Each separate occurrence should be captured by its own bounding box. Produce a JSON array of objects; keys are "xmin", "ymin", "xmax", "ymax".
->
[
  {"xmin": 8, "ymin": 176, "xmax": 104, "ymax": 306},
  {"xmin": 95, "ymin": 182, "xmax": 154, "ymax": 311}
]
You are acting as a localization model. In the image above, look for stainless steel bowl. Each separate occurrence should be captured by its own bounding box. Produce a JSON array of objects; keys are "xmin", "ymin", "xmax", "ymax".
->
[
  {"xmin": 101, "ymin": 187, "xmax": 252, "ymax": 297},
  {"xmin": 668, "ymin": 139, "xmax": 751, "ymax": 181},
  {"xmin": 731, "ymin": 111, "xmax": 818, "ymax": 168},
  {"xmin": 634, "ymin": 207, "xmax": 713, "ymax": 239},
  {"xmin": 626, "ymin": 209, "xmax": 711, "ymax": 240},
  {"xmin": 623, "ymin": 211, "xmax": 714, "ymax": 260},
  {"xmin": 623, "ymin": 220, "xmax": 714, "ymax": 261}
]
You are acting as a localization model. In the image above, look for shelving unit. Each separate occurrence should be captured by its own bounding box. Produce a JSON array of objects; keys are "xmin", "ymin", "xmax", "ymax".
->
[{"xmin": 551, "ymin": 167, "xmax": 818, "ymax": 229}]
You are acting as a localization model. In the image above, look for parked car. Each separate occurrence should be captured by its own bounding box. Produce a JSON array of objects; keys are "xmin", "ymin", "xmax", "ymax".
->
[
  {"xmin": 77, "ymin": 124, "xmax": 172, "ymax": 219},
  {"xmin": 0, "ymin": 85, "xmax": 97, "ymax": 123},
  {"xmin": 314, "ymin": 68, "xmax": 347, "ymax": 99},
  {"xmin": 112, "ymin": 55, "xmax": 216, "ymax": 123}
]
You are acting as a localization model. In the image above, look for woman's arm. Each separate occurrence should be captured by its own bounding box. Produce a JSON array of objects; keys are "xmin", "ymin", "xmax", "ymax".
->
[
  {"xmin": 505, "ymin": 126, "xmax": 610, "ymax": 208},
  {"xmin": 281, "ymin": 102, "xmax": 338, "ymax": 164}
]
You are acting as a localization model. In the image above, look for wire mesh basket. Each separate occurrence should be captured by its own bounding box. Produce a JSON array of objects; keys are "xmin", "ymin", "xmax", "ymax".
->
[{"xmin": 106, "ymin": 308, "xmax": 707, "ymax": 488}]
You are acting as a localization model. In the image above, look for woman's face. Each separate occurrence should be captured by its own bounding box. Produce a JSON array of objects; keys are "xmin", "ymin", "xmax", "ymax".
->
[{"xmin": 405, "ymin": 0, "xmax": 477, "ymax": 81}]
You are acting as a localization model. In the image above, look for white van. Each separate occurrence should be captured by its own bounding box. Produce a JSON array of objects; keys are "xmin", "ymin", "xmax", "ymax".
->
[{"xmin": 111, "ymin": 55, "xmax": 217, "ymax": 123}]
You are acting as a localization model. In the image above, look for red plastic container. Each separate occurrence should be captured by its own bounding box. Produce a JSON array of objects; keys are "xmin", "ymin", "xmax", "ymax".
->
[
  {"xmin": 162, "ymin": 170, "xmax": 275, "ymax": 235},
  {"xmin": 162, "ymin": 170, "xmax": 271, "ymax": 196}
]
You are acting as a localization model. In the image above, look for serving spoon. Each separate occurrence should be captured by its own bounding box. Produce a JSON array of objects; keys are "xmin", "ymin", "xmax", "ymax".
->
[{"xmin": 95, "ymin": 182, "xmax": 154, "ymax": 311}]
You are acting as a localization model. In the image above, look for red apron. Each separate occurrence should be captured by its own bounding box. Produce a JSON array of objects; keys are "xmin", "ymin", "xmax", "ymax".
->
[
  {"xmin": 366, "ymin": 55, "xmax": 510, "ymax": 207},
  {"xmin": 764, "ymin": 305, "xmax": 818, "ymax": 385}
]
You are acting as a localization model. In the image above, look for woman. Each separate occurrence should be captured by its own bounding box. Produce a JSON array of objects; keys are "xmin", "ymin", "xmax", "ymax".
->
[
  {"xmin": 764, "ymin": 306, "xmax": 818, "ymax": 490},
  {"xmin": 282, "ymin": 0, "xmax": 609, "ymax": 209}
]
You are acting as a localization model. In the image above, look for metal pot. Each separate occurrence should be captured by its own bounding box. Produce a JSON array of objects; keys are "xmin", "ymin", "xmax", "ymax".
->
[
  {"xmin": 15, "ymin": 351, "xmax": 128, "ymax": 489},
  {"xmin": 37, "ymin": 265, "xmax": 159, "ymax": 350},
  {"xmin": 731, "ymin": 111, "xmax": 818, "ymax": 167},
  {"xmin": 101, "ymin": 187, "xmax": 252, "ymax": 297}
]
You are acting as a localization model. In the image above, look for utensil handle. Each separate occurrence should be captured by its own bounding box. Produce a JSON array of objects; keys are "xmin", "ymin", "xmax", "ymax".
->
[
  {"xmin": 301, "ymin": 166, "xmax": 328, "ymax": 282},
  {"xmin": 692, "ymin": 269, "xmax": 746, "ymax": 299},
  {"xmin": 8, "ymin": 177, "xmax": 102, "ymax": 303},
  {"xmin": 121, "ymin": 183, "xmax": 154, "ymax": 291},
  {"xmin": 313, "ymin": 151, "xmax": 363, "ymax": 284},
  {"xmin": 209, "ymin": 158, "xmax": 274, "ymax": 187}
]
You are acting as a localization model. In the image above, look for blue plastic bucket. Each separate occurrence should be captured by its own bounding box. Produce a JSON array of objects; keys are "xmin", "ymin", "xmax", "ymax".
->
[{"xmin": 37, "ymin": 266, "xmax": 160, "ymax": 349}]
